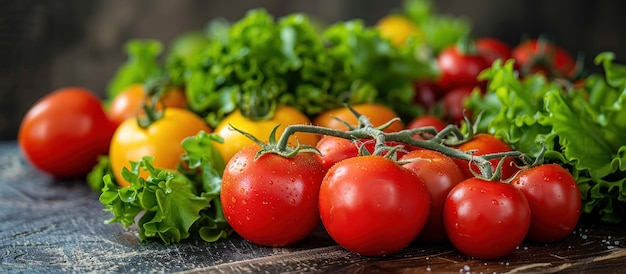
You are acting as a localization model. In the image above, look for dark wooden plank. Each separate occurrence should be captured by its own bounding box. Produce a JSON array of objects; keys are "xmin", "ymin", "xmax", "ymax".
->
[{"xmin": 1, "ymin": 141, "xmax": 625, "ymax": 273}]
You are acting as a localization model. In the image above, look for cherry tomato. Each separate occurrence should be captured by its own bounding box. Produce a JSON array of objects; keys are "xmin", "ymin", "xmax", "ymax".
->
[
  {"xmin": 512, "ymin": 38, "xmax": 578, "ymax": 79},
  {"xmin": 319, "ymin": 155, "xmax": 431, "ymax": 256},
  {"xmin": 313, "ymin": 104, "xmax": 404, "ymax": 133},
  {"xmin": 401, "ymin": 149, "xmax": 465, "ymax": 243},
  {"xmin": 407, "ymin": 114, "xmax": 447, "ymax": 132},
  {"xmin": 413, "ymin": 81, "xmax": 443, "ymax": 110},
  {"xmin": 510, "ymin": 164, "xmax": 581, "ymax": 243},
  {"xmin": 453, "ymin": 133, "xmax": 520, "ymax": 179},
  {"xmin": 436, "ymin": 43, "xmax": 490, "ymax": 92},
  {"xmin": 476, "ymin": 37, "xmax": 512, "ymax": 65},
  {"xmin": 315, "ymin": 136, "xmax": 412, "ymax": 172},
  {"xmin": 107, "ymin": 83, "xmax": 187, "ymax": 127},
  {"xmin": 444, "ymin": 178, "xmax": 531, "ymax": 259},
  {"xmin": 18, "ymin": 87, "xmax": 116, "ymax": 178},
  {"xmin": 442, "ymin": 86, "xmax": 475, "ymax": 125},
  {"xmin": 375, "ymin": 14, "xmax": 423, "ymax": 47},
  {"xmin": 214, "ymin": 105, "xmax": 319, "ymax": 163},
  {"xmin": 109, "ymin": 108, "xmax": 211, "ymax": 186},
  {"xmin": 221, "ymin": 145, "xmax": 326, "ymax": 247}
]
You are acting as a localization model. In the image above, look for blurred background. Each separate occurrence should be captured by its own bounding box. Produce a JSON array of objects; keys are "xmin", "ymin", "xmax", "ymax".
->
[{"xmin": 1, "ymin": 0, "xmax": 625, "ymax": 140}]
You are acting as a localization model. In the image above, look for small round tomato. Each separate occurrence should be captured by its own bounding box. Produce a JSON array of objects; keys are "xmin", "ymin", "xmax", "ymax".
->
[
  {"xmin": 510, "ymin": 164, "xmax": 581, "ymax": 243},
  {"xmin": 412, "ymin": 81, "xmax": 442, "ymax": 110},
  {"xmin": 436, "ymin": 43, "xmax": 490, "ymax": 92},
  {"xmin": 109, "ymin": 108, "xmax": 211, "ymax": 186},
  {"xmin": 18, "ymin": 87, "xmax": 117, "ymax": 178},
  {"xmin": 401, "ymin": 149, "xmax": 465, "ymax": 243},
  {"xmin": 221, "ymin": 145, "xmax": 326, "ymax": 247},
  {"xmin": 319, "ymin": 155, "xmax": 431, "ymax": 256},
  {"xmin": 512, "ymin": 38, "xmax": 578, "ymax": 79},
  {"xmin": 313, "ymin": 104, "xmax": 404, "ymax": 133},
  {"xmin": 442, "ymin": 86, "xmax": 475, "ymax": 125},
  {"xmin": 444, "ymin": 178, "xmax": 531, "ymax": 259},
  {"xmin": 407, "ymin": 114, "xmax": 447, "ymax": 132},
  {"xmin": 315, "ymin": 136, "xmax": 412, "ymax": 172},
  {"xmin": 476, "ymin": 37, "xmax": 512, "ymax": 65},
  {"xmin": 107, "ymin": 83, "xmax": 187, "ymax": 127},
  {"xmin": 375, "ymin": 14, "xmax": 423, "ymax": 47},
  {"xmin": 453, "ymin": 133, "xmax": 520, "ymax": 180},
  {"xmin": 214, "ymin": 105, "xmax": 319, "ymax": 163}
]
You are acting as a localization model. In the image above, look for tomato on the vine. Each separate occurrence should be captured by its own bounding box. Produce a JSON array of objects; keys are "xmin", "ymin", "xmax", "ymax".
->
[
  {"xmin": 444, "ymin": 177, "xmax": 531, "ymax": 259},
  {"xmin": 313, "ymin": 104, "xmax": 404, "ymax": 133},
  {"xmin": 453, "ymin": 133, "xmax": 520, "ymax": 179},
  {"xmin": 109, "ymin": 108, "xmax": 211, "ymax": 187},
  {"xmin": 214, "ymin": 105, "xmax": 319, "ymax": 163},
  {"xmin": 436, "ymin": 43, "xmax": 490, "ymax": 92},
  {"xmin": 315, "ymin": 136, "xmax": 413, "ymax": 172},
  {"xmin": 401, "ymin": 149, "xmax": 465, "ymax": 243},
  {"xmin": 406, "ymin": 114, "xmax": 447, "ymax": 132},
  {"xmin": 510, "ymin": 164, "xmax": 581, "ymax": 243},
  {"xmin": 221, "ymin": 145, "xmax": 326, "ymax": 247},
  {"xmin": 319, "ymin": 155, "xmax": 431, "ymax": 256},
  {"xmin": 18, "ymin": 87, "xmax": 117, "ymax": 178},
  {"xmin": 107, "ymin": 83, "xmax": 187, "ymax": 127}
]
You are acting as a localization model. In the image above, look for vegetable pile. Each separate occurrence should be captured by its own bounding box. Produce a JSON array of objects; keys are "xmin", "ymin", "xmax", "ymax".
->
[{"xmin": 15, "ymin": 0, "xmax": 626, "ymax": 260}]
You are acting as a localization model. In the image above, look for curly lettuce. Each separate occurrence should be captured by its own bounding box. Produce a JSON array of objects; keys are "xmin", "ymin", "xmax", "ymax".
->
[
  {"xmin": 98, "ymin": 131, "xmax": 231, "ymax": 244},
  {"xmin": 466, "ymin": 54, "xmax": 626, "ymax": 223}
]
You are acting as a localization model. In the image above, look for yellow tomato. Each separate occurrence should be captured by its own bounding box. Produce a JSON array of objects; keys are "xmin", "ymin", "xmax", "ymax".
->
[
  {"xmin": 107, "ymin": 83, "xmax": 188, "ymax": 127},
  {"xmin": 313, "ymin": 103, "xmax": 405, "ymax": 133},
  {"xmin": 214, "ymin": 105, "xmax": 320, "ymax": 163},
  {"xmin": 375, "ymin": 14, "xmax": 423, "ymax": 47},
  {"xmin": 109, "ymin": 108, "xmax": 211, "ymax": 187}
]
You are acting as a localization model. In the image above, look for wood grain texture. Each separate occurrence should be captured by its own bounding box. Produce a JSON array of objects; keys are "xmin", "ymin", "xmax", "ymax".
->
[{"xmin": 1, "ymin": 141, "xmax": 625, "ymax": 273}]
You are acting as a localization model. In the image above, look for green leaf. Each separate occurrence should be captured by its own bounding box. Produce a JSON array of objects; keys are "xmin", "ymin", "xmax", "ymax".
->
[{"xmin": 106, "ymin": 39, "xmax": 163, "ymax": 99}]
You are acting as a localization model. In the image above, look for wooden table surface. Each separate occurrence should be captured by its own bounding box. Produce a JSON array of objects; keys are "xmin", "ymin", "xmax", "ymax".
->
[{"xmin": 1, "ymin": 140, "xmax": 625, "ymax": 273}]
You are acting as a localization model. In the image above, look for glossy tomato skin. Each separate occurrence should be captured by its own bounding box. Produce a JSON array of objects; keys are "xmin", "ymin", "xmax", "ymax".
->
[
  {"xmin": 214, "ymin": 105, "xmax": 319, "ymax": 163},
  {"xmin": 18, "ymin": 87, "xmax": 116, "ymax": 178},
  {"xmin": 406, "ymin": 114, "xmax": 447, "ymax": 132},
  {"xmin": 510, "ymin": 164, "xmax": 581, "ymax": 243},
  {"xmin": 109, "ymin": 108, "xmax": 211, "ymax": 186},
  {"xmin": 444, "ymin": 178, "xmax": 531, "ymax": 259},
  {"xmin": 315, "ymin": 136, "xmax": 413, "ymax": 172},
  {"xmin": 313, "ymin": 104, "xmax": 404, "ymax": 133},
  {"xmin": 436, "ymin": 45, "xmax": 490, "ymax": 92},
  {"xmin": 107, "ymin": 83, "xmax": 187, "ymax": 127},
  {"xmin": 453, "ymin": 133, "xmax": 520, "ymax": 180},
  {"xmin": 221, "ymin": 145, "xmax": 326, "ymax": 247},
  {"xmin": 319, "ymin": 155, "xmax": 431, "ymax": 256},
  {"xmin": 401, "ymin": 149, "xmax": 465, "ymax": 243}
]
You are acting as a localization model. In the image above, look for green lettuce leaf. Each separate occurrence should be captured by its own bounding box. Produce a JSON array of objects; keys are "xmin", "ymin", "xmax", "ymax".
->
[
  {"xmin": 98, "ymin": 131, "xmax": 231, "ymax": 243},
  {"xmin": 106, "ymin": 39, "xmax": 164, "ymax": 99}
]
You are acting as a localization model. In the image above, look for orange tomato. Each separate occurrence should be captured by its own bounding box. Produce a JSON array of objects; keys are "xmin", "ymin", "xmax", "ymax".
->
[
  {"xmin": 107, "ymin": 83, "xmax": 187, "ymax": 127},
  {"xmin": 313, "ymin": 104, "xmax": 405, "ymax": 132},
  {"xmin": 109, "ymin": 108, "xmax": 210, "ymax": 187},
  {"xmin": 214, "ymin": 105, "xmax": 320, "ymax": 163}
]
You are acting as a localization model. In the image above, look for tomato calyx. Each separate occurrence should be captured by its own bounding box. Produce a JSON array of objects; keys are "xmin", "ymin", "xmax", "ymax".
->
[
  {"xmin": 228, "ymin": 123, "xmax": 320, "ymax": 160},
  {"xmin": 136, "ymin": 76, "xmax": 172, "ymax": 129}
]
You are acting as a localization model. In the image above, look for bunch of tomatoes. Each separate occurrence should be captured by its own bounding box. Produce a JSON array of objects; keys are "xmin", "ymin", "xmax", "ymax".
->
[
  {"xmin": 413, "ymin": 36, "xmax": 580, "ymax": 126},
  {"xmin": 218, "ymin": 105, "xmax": 582, "ymax": 259}
]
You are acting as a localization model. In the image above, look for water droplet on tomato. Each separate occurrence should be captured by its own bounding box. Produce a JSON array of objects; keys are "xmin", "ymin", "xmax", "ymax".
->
[
  {"xmin": 492, "ymin": 200, "xmax": 499, "ymax": 205},
  {"xmin": 242, "ymin": 199, "xmax": 247, "ymax": 205},
  {"xmin": 231, "ymin": 197, "xmax": 237, "ymax": 203}
]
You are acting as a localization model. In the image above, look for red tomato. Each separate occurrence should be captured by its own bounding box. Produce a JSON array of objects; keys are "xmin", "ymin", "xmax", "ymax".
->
[
  {"xmin": 18, "ymin": 87, "xmax": 117, "ymax": 178},
  {"xmin": 412, "ymin": 81, "xmax": 442, "ymax": 110},
  {"xmin": 512, "ymin": 38, "xmax": 578, "ymax": 79},
  {"xmin": 401, "ymin": 149, "xmax": 465, "ymax": 243},
  {"xmin": 510, "ymin": 164, "xmax": 581, "ymax": 243},
  {"xmin": 436, "ymin": 44, "xmax": 490, "ymax": 92},
  {"xmin": 319, "ymin": 155, "xmax": 431, "ymax": 256},
  {"xmin": 476, "ymin": 37, "xmax": 512, "ymax": 65},
  {"xmin": 315, "ymin": 136, "xmax": 413, "ymax": 172},
  {"xmin": 444, "ymin": 178, "xmax": 531, "ymax": 259},
  {"xmin": 406, "ymin": 114, "xmax": 447, "ymax": 140},
  {"xmin": 221, "ymin": 145, "xmax": 326, "ymax": 247},
  {"xmin": 442, "ymin": 86, "xmax": 474, "ymax": 125},
  {"xmin": 313, "ymin": 104, "xmax": 404, "ymax": 133},
  {"xmin": 453, "ymin": 133, "xmax": 520, "ymax": 179}
]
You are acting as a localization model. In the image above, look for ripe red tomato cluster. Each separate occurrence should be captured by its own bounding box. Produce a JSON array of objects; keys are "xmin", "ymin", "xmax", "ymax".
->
[
  {"xmin": 220, "ymin": 121, "xmax": 582, "ymax": 259},
  {"xmin": 414, "ymin": 37, "xmax": 578, "ymax": 126}
]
